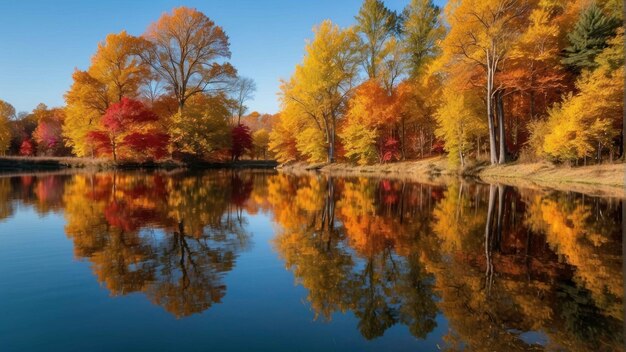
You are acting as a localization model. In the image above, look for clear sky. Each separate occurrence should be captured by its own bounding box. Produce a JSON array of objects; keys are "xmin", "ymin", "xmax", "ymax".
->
[{"xmin": 0, "ymin": 0, "xmax": 446, "ymax": 115}]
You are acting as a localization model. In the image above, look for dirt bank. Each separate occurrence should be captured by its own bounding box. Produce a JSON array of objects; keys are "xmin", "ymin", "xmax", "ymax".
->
[{"xmin": 278, "ymin": 158, "xmax": 625, "ymax": 198}]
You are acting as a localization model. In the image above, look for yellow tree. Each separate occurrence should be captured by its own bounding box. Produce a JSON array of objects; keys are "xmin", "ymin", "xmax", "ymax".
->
[
  {"xmin": 280, "ymin": 20, "xmax": 360, "ymax": 163},
  {"xmin": 0, "ymin": 99, "xmax": 15, "ymax": 155},
  {"xmin": 64, "ymin": 31, "xmax": 149, "ymax": 156},
  {"xmin": 141, "ymin": 7, "xmax": 236, "ymax": 113},
  {"xmin": 440, "ymin": 0, "xmax": 531, "ymax": 165},
  {"xmin": 268, "ymin": 112, "xmax": 299, "ymax": 163},
  {"xmin": 435, "ymin": 89, "xmax": 486, "ymax": 167},
  {"xmin": 536, "ymin": 28, "xmax": 623, "ymax": 162},
  {"xmin": 168, "ymin": 93, "xmax": 232, "ymax": 158},
  {"xmin": 252, "ymin": 128, "xmax": 270, "ymax": 159}
]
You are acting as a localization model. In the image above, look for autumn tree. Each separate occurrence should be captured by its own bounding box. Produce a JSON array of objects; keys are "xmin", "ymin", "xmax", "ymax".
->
[
  {"xmin": 279, "ymin": 20, "xmax": 360, "ymax": 163},
  {"xmin": 268, "ymin": 112, "xmax": 299, "ymax": 162},
  {"xmin": 435, "ymin": 89, "xmax": 486, "ymax": 167},
  {"xmin": 32, "ymin": 104, "xmax": 67, "ymax": 156},
  {"xmin": 252, "ymin": 128, "xmax": 270, "ymax": 159},
  {"xmin": 531, "ymin": 28, "xmax": 624, "ymax": 162},
  {"xmin": 168, "ymin": 93, "xmax": 232, "ymax": 159},
  {"xmin": 88, "ymin": 98, "xmax": 168, "ymax": 161},
  {"xmin": 340, "ymin": 80, "xmax": 398, "ymax": 164},
  {"xmin": 0, "ymin": 99, "xmax": 15, "ymax": 155},
  {"xmin": 230, "ymin": 124, "xmax": 253, "ymax": 161},
  {"xmin": 440, "ymin": 0, "xmax": 531, "ymax": 165},
  {"xmin": 19, "ymin": 139, "xmax": 34, "ymax": 156},
  {"xmin": 64, "ymin": 31, "xmax": 148, "ymax": 157},
  {"xmin": 141, "ymin": 7, "xmax": 236, "ymax": 113},
  {"xmin": 395, "ymin": 77, "xmax": 440, "ymax": 159}
]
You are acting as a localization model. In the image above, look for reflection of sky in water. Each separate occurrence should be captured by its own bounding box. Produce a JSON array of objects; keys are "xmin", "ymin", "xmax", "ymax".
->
[{"xmin": 517, "ymin": 330, "xmax": 550, "ymax": 347}]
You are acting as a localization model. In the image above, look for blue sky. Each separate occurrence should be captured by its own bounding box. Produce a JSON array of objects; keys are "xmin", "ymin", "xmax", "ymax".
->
[{"xmin": 0, "ymin": 0, "xmax": 446, "ymax": 114}]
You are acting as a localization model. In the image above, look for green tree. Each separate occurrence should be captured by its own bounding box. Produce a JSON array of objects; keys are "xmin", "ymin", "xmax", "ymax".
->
[
  {"xmin": 562, "ymin": 3, "xmax": 620, "ymax": 73},
  {"xmin": 355, "ymin": 0, "xmax": 399, "ymax": 80},
  {"xmin": 400, "ymin": 0, "xmax": 445, "ymax": 78}
]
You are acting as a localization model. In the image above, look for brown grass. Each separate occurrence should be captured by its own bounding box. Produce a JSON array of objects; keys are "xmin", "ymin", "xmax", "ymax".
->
[
  {"xmin": 477, "ymin": 161, "xmax": 625, "ymax": 198},
  {"xmin": 279, "ymin": 158, "xmax": 626, "ymax": 197}
]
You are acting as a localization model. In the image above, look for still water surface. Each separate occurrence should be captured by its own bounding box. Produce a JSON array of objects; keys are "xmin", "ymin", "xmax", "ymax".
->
[{"xmin": 0, "ymin": 170, "xmax": 622, "ymax": 351}]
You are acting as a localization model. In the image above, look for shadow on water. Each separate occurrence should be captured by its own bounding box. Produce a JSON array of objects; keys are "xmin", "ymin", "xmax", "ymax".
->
[{"xmin": 0, "ymin": 170, "xmax": 622, "ymax": 350}]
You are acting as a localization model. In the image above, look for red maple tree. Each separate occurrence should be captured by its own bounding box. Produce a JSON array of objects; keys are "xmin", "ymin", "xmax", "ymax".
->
[
  {"xmin": 88, "ymin": 98, "xmax": 169, "ymax": 161},
  {"xmin": 230, "ymin": 124, "xmax": 253, "ymax": 161}
]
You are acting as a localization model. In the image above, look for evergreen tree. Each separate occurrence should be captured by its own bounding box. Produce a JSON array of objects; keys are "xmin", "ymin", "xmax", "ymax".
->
[{"xmin": 562, "ymin": 4, "xmax": 620, "ymax": 73}]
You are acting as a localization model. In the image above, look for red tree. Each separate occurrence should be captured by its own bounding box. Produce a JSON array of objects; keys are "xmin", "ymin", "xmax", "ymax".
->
[
  {"xmin": 88, "ymin": 98, "xmax": 169, "ymax": 161},
  {"xmin": 32, "ymin": 108, "xmax": 65, "ymax": 156},
  {"xmin": 230, "ymin": 124, "xmax": 253, "ymax": 161},
  {"xmin": 19, "ymin": 139, "xmax": 34, "ymax": 156}
]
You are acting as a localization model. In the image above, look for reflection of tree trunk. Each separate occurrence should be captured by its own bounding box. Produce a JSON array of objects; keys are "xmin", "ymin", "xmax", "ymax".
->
[
  {"xmin": 319, "ymin": 176, "xmax": 336, "ymax": 250},
  {"xmin": 484, "ymin": 184, "xmax": 496, "ymax": 294},
  {"xmin": 495, "ymin": 184, "xmax": 505, "ymax": 251},
  {"xmin": 399, "ymin": 182, "xmax": 405, "ymax": 224}
]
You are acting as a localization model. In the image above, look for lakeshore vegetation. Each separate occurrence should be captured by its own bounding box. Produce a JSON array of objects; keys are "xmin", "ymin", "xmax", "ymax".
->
[{"xmin": 0, "ymin": 0, "xmax": 623, "ymax": 170}]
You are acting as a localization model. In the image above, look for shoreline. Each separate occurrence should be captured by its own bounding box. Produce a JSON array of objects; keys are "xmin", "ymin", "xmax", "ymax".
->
[
  {"xmin": 278, "ymin": 157, "xmax": 625, "ymax": 198},
  {"xmin": 1, "ymin": 156, "xmax": 622, "ymax": 197},
  {"xmin": 0, "ymin": 156, "xmax": 278, "ymax": 173}
]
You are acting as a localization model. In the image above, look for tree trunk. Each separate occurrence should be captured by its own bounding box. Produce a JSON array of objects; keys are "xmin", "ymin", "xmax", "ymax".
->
[
  {"xmin": 329, "ymin": 118, "xmax": 335, "ymax": 163},
  {"xmin": 486, "ymin": 67, "xmax": 498, "ymax": 165},
  {"xmin": 401, "ymin": 118, "xmax": 406, "ymax": 161},
  {"xmin": 497, "ymin": 90, "xmax": 507, "ymax": 164}
]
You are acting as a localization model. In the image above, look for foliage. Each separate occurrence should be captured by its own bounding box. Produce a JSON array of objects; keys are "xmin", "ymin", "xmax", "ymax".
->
[
  {"xmin": 64, "ymin": 31, "xmax": 147, "ymax": 157},
  {"xmin": 0, "ymin": 99, "xmax": 14, "ymax": 154},
  {"xmin": 19, "ymin": 139, "xmax": 34, "ymax": 156},
  {"xmin": 230, "ymin": 124, "xmax": 253, "ymax": 161},
  {"xmin": 278, "ymin": 20, "xmax": 360, "ymax": 163},
  {"xmin": 355, "ymin": 0, "xmax": 399, "ymax": 80},
  {"xmin": 88, "ymin": 98, "xmax": 168, "ymax": 160},
  {"xmin": 400, "ymin": 0, "xmax": 445, "ymax": 78},
  {"xmin": 32, "ymin": 104, "xmax": 66, "ymax": 155},
  {"xmin": 435, "ymin": 89, "xmax": 486, "ymax": 167},
  {"xmin": 168, "ymin": 93, "xmax": 232, "ymax": 159},
  {"xmin": 531, "ymin": 28, "xmax": 623, "ymax": 162},
  {"xmin": 562, "ymin": 3, "xmax": 621, "ymax": 73},
  {"xmin": 268, "ymin": 113, "xmax": 298, "ymax": 163},
  {"xmin": 340, "ymin": 80, "xmax": 397, "ymax": 164},
  {"xmin": 251, "ymin": 128, "xmax": 270, "ymax": 159},
  {"xmin": 141, "ymin": 6, "xmax": 236, "ymax": 111}
]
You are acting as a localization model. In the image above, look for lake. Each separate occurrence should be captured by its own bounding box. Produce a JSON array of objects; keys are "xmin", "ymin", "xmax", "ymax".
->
[{"xmin": 0, "ymin": 170, "xmax": 622, "ymax": 351}]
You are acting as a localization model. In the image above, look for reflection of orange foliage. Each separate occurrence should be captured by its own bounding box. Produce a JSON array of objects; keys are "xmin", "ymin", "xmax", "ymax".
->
[
  {"xmin": 525, "ymin": 195, "xmax": 623, "ymax": 319},
  {"xmin": 338, "ymin": 178, "xmax": 397, "ymax": 256},
  {"xmin": 59, "ymin": 171, "xmax": 253, "ymax": 318}
]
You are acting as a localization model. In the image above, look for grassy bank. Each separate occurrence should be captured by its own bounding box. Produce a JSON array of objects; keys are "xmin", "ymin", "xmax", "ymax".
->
[
  {"xmin": 0, "ymin": 156, "xmax": 278, "ymax": 172},
  {"xmin": 476, "ymin": 162, "xmax": 625, "ymax": 197},
  {"xmin": 278, "ymin": 158, "xmax": 625, "ymax": 197}
]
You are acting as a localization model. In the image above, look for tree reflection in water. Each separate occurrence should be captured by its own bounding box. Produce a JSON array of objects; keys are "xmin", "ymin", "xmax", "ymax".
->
[
  {"xmin": 60, "ymin": 170, "xmax": 255, "ymax": 318},
  {"xmin": 269, "ymin": 174, "xmax": 623, "ymax": 350},
  {"xmin": 0, "ymin": 171, "xmax": 622, "ymax": 349}
]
